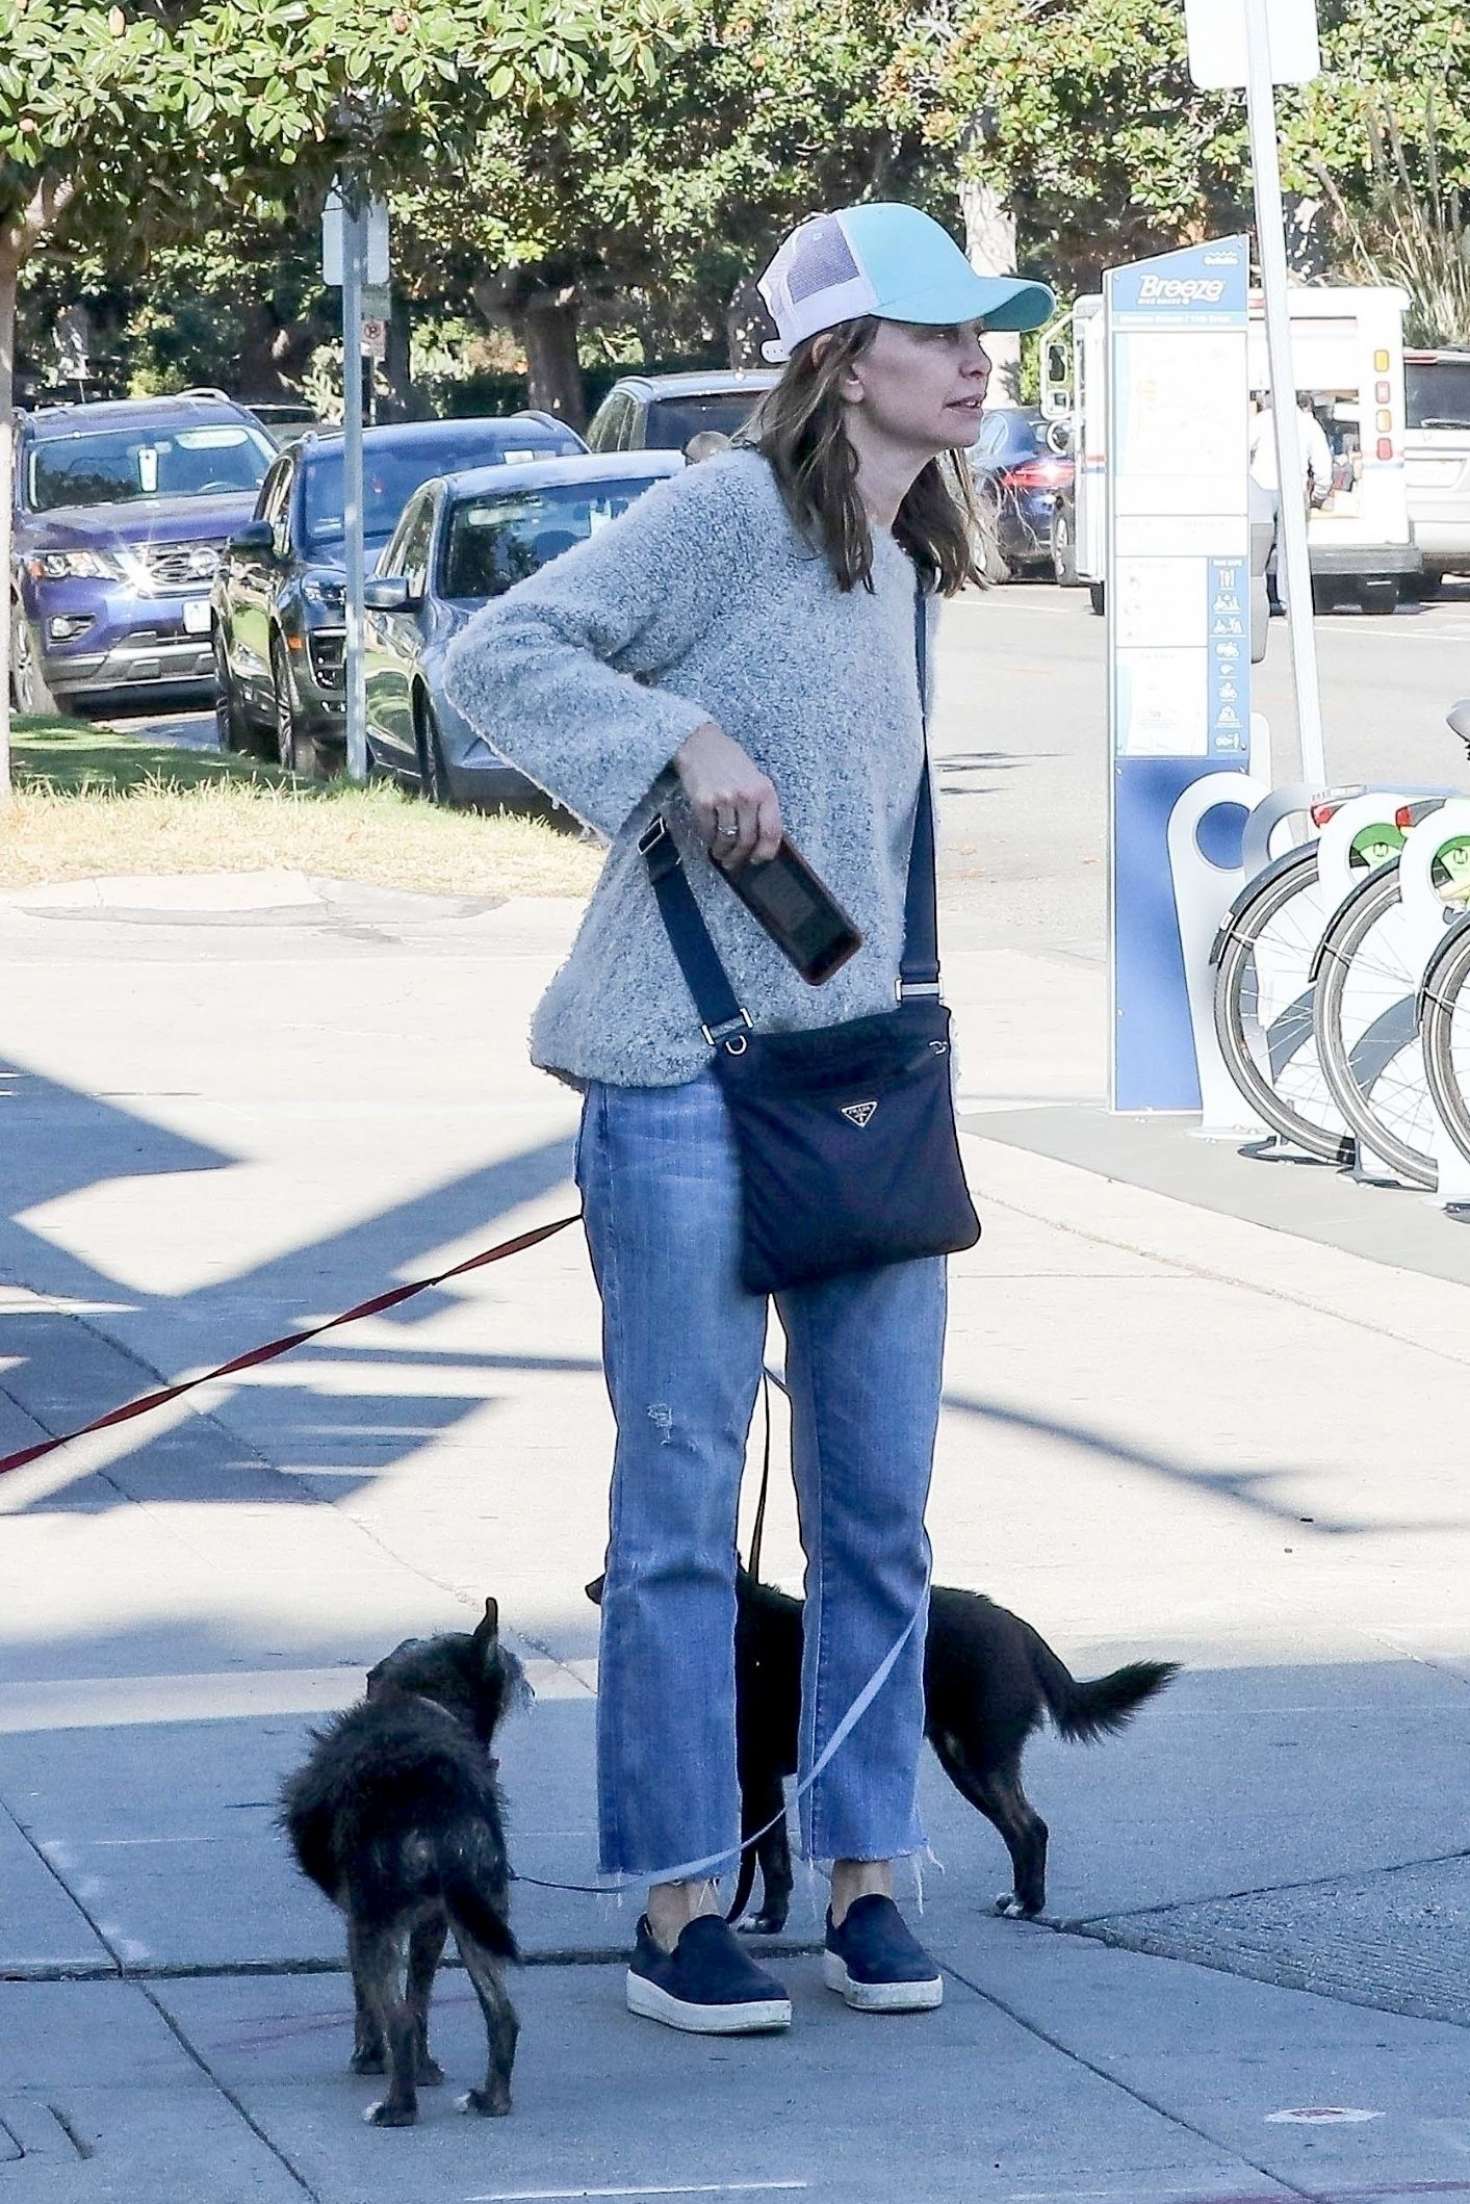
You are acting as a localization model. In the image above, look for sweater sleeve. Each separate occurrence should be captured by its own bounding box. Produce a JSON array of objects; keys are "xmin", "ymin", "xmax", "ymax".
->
[{"xmin": 440, "ymin": 455, "xmax": 766, "ymax": 839}]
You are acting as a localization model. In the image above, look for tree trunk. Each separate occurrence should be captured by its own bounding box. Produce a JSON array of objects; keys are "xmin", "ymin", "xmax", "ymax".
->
[
  {"xmin": 959, "ymin": 170, "xmax": 1022, "ymax": 401},
  {"xmin": 518, "ymin": 293, "xmax": 585, "ymax": 429},
  {"xmin": 0, "ymin": 236, "xmax": 19, "ymax": 803},
  {"xmin": 385, "ymin": 289, "xmax": 416, "ymax": 421},
  {"xmin": 726, "ymin": 273, "xmax": 774, "ymax": 370}
]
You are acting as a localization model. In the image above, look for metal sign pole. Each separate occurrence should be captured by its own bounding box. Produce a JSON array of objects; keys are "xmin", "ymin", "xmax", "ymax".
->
[
  {"xmin": 1242, "ymin": 0, "xmax": 1326, "ymax": 790},
  {"xmin": 341, "ymin": 189, "xmax": 369, "ymax": 786}
]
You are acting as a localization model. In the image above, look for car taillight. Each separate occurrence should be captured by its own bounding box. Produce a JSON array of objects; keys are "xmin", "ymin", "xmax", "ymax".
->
[
  {"xmin": 1003, "ymin": 459, "xmax": 1072, "ymax": 490},
  {"xmin": 1310, "ymin": 801, "xmax": 1342, "ymax": 827}
]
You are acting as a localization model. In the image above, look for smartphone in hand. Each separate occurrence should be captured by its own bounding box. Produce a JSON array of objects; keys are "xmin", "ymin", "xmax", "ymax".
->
[{"xmin": 720, "ymin": 838, "xmax": 863, "ymax": 985}]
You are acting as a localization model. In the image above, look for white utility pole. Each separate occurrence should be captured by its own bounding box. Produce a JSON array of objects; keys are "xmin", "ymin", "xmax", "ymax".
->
[
  {"xmin": 340, "ymin": 189, "xmax": 369, "ymax": 785},
  {"xmin": 1185, "ymin": 0, "xmax": 1325, "ymax": 789},
  {"xmin": 1242, "ymin": 0, "xmax": 1325, "ymax": 788}
]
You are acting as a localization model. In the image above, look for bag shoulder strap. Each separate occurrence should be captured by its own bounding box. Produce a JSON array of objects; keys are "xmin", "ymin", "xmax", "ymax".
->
[
  {"xmin": 898, "ymin": 583, "xmax": 940, "ymax": 996},
  {"xmin": 642, "ymin": 572, "xmax": 938, "ymax": 1032}
]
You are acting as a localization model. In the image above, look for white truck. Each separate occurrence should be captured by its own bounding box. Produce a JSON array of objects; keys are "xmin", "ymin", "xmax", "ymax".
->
[{"xmin": 1047, "ymin": 281, "xmax": 1423, "ymax": 614}]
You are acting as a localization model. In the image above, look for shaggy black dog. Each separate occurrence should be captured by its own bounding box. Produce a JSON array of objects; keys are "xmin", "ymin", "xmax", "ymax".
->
[
  {"xmin": 588, "ymin": 1570, "xmax": 1177, "ymax": 1932},
  {"xmin": 281, "ymin": 1598, "xmax": 526, "ymax": 2128}
]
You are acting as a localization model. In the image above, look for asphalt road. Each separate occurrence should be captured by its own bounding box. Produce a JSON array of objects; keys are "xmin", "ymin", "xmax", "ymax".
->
[{"xmin": 109, "ymin": 572, "xmax": 1470, "ymax": 963}]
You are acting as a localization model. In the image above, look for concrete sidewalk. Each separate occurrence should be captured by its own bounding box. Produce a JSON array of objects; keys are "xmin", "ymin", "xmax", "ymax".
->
[{"xmin": 3, "ymin": 874, "xmax": 1470, "ymax": 2203}]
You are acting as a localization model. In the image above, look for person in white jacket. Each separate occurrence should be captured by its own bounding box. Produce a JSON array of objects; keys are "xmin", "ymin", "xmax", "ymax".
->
[{"xmin": 1250, "ymin": 390, "xmax": 1335, "ymax": 611}]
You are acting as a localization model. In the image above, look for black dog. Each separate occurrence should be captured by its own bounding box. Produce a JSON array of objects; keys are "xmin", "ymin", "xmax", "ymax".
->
[
  {"xmin": 281, "ymin": 1598, "xmax": 526, "ymax": 2128},
  {"xmin": 587, "ymin": 1571, "xmax": 1176, "ymax": 1931}
]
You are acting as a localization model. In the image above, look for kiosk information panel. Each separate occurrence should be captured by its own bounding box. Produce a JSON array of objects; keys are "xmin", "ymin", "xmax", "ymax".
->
[{"xmin": 1108, "ymin": 235, "xmax": 1253, "ymax": 1110}]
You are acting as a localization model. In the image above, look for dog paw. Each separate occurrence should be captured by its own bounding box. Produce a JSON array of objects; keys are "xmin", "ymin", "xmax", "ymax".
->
[
  {"xmin": 994, "ymin": 1893, "xmax": 1028, "ymax": 1920},
  {"xmin": 750, "ymin": 1912, "xmax": 788, "ymax": 1936},
  {"xmin": 363, "ymin": 2099, "xmax": 417, "ymax": 2128},
  {"xmin": 457, "ymin": 2086, "xmax": 511, "ymax": 2119},
  {"xmin": 349, "ymin": 2049, "xmax": 386, "ymax": 2075},
  {"xmin": 416, "ymin": 2059, "xmax": 445, "ymax": 2086}
]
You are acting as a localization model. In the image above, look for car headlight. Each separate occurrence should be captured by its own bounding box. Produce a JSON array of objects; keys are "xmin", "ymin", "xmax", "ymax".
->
[
  {"xmin": 27, "ymin": 549, "xmax": 126, "ymax": 581},
  {"xmin": 302, "ymin": 575, "xmax": 345, "ymax": 609}
]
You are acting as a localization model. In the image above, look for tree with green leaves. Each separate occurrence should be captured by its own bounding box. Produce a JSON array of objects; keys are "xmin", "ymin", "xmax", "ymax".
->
[
  {"xmin": 0, "ymin": 0, "xmax": 675, "ymax": 790},
  {"xmin": 889, "ymin": 0, "xmax": 1469, "ymax": 299},
  {"xmin": 396, "ymin": 0, "xmax": 941, "ymax": 422}
]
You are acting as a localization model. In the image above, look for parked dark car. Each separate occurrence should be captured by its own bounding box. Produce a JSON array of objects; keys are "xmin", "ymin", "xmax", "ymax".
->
[
  {"xmin": 10, "ymin": 392, "xmax": 276, "ymax": 715},
  {"xmin": 966, "ymin": 406, "xmax": 1075, "ymax": 579},
  {"xmin": 211, "ymin": 411, "xmax": 586, "ymax": 774},
  {"xmin": 362, "ymin": 450, "xmax": 684, "ymax": 807},
  {"xmin": 245, "ymin": 400, "xmax": 325, "ymax": 449},
  {"xmin": 585, "ymin": 370, "xmax": 777, "ymax": 456}
]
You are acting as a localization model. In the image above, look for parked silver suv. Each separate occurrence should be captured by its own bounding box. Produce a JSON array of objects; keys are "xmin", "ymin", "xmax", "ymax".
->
[{"xmin": 1403, "ymin": 349, "xmax": 1470, "ymax": 591}]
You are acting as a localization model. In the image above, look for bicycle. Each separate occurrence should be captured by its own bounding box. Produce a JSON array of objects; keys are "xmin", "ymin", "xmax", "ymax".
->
[
  {"xmin": 1211, "ymin": 837, "xmax": 1351, "ymax": 1161},
  {"xmin": 1418, "ymin": 703, "xmax": 1470, "ymax": 1172},
  {"xmin": 1310, "ymin": 850, "xmax": 1439, "ymax": 1186}
]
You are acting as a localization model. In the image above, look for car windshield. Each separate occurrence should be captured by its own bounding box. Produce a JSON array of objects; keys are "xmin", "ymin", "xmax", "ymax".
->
[
  {"xmin": 440, "ymin": 478, "xmax": 658, "ymax": 599},
  {"xmin": 1406, "ymin": 360, "xmax": 1470, "ymax": 431},
  {"xmin": 25, "ymin": 422, "xmax": 273, "ymax": 512},
  {"xmin": 641, "ymin": 393, "xmax": 764, "ymax": 450},
  {"xmin": 303, "ymin": 430, "xmax": 568, "ymax": 554}
]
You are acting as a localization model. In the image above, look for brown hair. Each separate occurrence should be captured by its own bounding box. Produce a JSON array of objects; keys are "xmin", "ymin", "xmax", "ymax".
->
[{"xmin": 745, "ymin": 317, "xmax": 987, "ymax": 597}]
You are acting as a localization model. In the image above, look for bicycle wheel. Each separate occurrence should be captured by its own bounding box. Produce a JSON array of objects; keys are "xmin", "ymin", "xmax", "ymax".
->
[
  {"xmin": 1212, "ymin": 845, "xmax": 1352, "ymax": 1161},
  {"xmin": 1313, "ymin": 861, "xmax": 1438, "ymax": 1188},
  {"xmin": 1421, "ymin": 911, "xmax": 1470, "ymax": 1169}
]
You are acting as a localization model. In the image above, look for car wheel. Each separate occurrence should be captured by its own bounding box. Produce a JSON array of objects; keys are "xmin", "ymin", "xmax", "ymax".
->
[
  {"xmin": 415, "ymin": 694, "xmax": 452, "ymax": 806},
  {"xmin": 10, "ymin": 601, "xmax": 57, "ymax": 717},
  {"xmin": 1052, "ymin": 508, "xmax": 1081, "ymax": 588},
  {"xmin": 213, "ymin": 625, "xmax": 260, "ymax": 755},
  {"xmin": 1360, "ymin": 579, "xmax": 1399, "ymax": 616},
  {"xmin": 1088, "ymin": 580, "xmax": 1106, "ymax": 618},
  {"xmin": 272, "ymin": 635, "xmax": 322, "ymax": 778},
  {"xmin": 1409, "ymin": 571, "xmax": 1444, "ymax": 602}
]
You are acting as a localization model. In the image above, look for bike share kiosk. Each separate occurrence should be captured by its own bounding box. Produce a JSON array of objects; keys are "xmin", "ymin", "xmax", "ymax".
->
[{"xmin": 1106, "ymin": 235, "xmax": 1266, "ymax": 1117}]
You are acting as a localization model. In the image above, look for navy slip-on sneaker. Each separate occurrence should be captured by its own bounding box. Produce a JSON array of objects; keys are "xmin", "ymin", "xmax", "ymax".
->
[
  {"xmin": 626, "ymin": 1914, "xmax": 792, "ymax": 2034},
  {"xmin": 823, "ymin": 1893, "xmax": 943, "ymax": 2012}
]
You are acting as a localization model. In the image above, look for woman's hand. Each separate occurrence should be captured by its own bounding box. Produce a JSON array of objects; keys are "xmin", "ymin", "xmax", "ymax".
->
[{"xmin": 674, "ymin": 722, "xmax": 782, "ymax": 870}]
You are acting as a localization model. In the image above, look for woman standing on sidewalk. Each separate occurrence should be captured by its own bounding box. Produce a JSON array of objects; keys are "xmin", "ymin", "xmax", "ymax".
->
[{"xmin": 444, "ymin": 204, "xmax": 1053, "ymax": 2035}]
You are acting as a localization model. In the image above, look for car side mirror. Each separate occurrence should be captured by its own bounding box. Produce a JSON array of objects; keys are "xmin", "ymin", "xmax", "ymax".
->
[
  {"xmin": 1447, "ymin": 701, "xmax": 1470, "ymax": 747},
  {"xmin": 229, "ymin": 519, "xmax": 275, "ymax": 558},
  {"xmin": 364, "ymin": 574, "xmax": 416, "ymax": 613}
]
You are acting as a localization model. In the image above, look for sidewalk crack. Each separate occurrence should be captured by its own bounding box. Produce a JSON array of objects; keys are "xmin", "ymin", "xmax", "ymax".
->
[
  {"xmin": 942, "ymin": 1955, "xmax": 1312, "ymax": 2200},
  {"xmin": 139, "ymin": 1983, "xmax": 321, "ymax": 2201}
]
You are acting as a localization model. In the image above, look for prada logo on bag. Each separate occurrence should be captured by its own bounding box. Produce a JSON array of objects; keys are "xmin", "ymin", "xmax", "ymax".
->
[{"xmin": 840, "ymin": 1100, "xmax": 879, "ymax": 1128}]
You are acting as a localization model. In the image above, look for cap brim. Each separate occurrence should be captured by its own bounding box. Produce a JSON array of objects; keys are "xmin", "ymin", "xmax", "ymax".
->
[{"xmin": 878, "ymin": 270, "xmax": 1056, "ymax": 335}]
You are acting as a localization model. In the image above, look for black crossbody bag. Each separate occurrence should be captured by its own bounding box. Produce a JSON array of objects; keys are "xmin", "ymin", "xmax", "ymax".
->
[{"xmin": 638, "ymin": 585, "xmax": 981, "ymax": 1296}]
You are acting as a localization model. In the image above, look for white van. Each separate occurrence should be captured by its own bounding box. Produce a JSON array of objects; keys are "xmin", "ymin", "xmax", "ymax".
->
[
  {"xmin": 1053, "ymin": 282, "xmax": 1423, "ymax": 612},
  {"xmin": 1403, "ymin": 348, "xmax": 1470, "ymax": 589}
]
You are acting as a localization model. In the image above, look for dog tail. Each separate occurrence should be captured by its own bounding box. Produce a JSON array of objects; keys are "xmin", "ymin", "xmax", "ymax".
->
[
  {"xmin": 438, "ymin": 1829, "xmax": 519, "ymax": 1963},
  {"xmin": 725, "ymin": 1848, "xmax": 758, "ymax": 1928},
  {"xmin": 1031, "ymin": 1634, "xmax": 1180, "ymax": 1744}
]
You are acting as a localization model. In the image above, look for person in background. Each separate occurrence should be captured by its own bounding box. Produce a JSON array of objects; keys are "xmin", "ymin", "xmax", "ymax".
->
[{"xmin": 1249, "ymin": 389, "xmax": 1334, "ymax": 613}]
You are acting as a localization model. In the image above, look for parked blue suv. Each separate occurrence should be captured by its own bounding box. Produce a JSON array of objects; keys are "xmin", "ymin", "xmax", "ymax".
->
[{"xmin": 10, "ymin": 391, "xmax": 275, "ymax": 714}]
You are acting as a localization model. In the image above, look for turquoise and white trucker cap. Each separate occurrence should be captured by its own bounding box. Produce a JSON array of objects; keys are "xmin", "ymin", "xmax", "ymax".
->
[{"xmin": 757, "ymin": 203, "xmax": 1055, "ymax": 364}]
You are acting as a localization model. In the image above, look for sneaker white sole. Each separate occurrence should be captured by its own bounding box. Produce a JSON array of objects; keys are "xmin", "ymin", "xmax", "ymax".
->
[
  {"xmin": 822, "ymin": 1948, "xmax": 943, "ymax": 2012},
  {"xmin": 626, "ymin": 1970, "xmax": 791, "ymax": 2035}
]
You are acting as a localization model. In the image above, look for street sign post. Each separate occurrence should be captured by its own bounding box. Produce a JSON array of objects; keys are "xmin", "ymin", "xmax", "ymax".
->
[
  {"xmin": 1106, "ymin": 235, "xmax": 1255, "ymax": 1111},
  {"xmin": 1183, "ymin": 0, "xmax": 1319, "ymax": 88},
  {"xmin": 1186, "ymin": 0, "xmax": 1326, "ymax": 791},
  {"xmin": 322, "ymin": 184, "xmax": 390, "ymax": 784}
]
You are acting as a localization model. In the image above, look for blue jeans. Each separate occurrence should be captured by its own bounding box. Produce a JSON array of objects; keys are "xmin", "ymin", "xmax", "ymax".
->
[{"xmin": 576, "ymin": 1067, "xmax": 945, "ymax": 1878}]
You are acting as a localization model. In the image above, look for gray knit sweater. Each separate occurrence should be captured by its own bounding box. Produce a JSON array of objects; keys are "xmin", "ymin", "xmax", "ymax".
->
[{"xmin": 441, "ymin": 448, "xmax": 937, "ymax": 1089}]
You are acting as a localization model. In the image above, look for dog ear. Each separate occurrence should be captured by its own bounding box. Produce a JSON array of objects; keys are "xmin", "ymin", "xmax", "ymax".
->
[
  {"xmin": 470, "ymin": 1597, "xmax": 500, "ymax": 1667},
  {"xmin": 585, "ymin": 1574, "xmax": 605, "ymax": 1606}
]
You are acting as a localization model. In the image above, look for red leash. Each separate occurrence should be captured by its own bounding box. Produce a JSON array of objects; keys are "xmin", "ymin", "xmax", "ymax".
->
[{"xmin": 0, "ymin": 1211, "xmax": 583, "ymax": 1479}]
